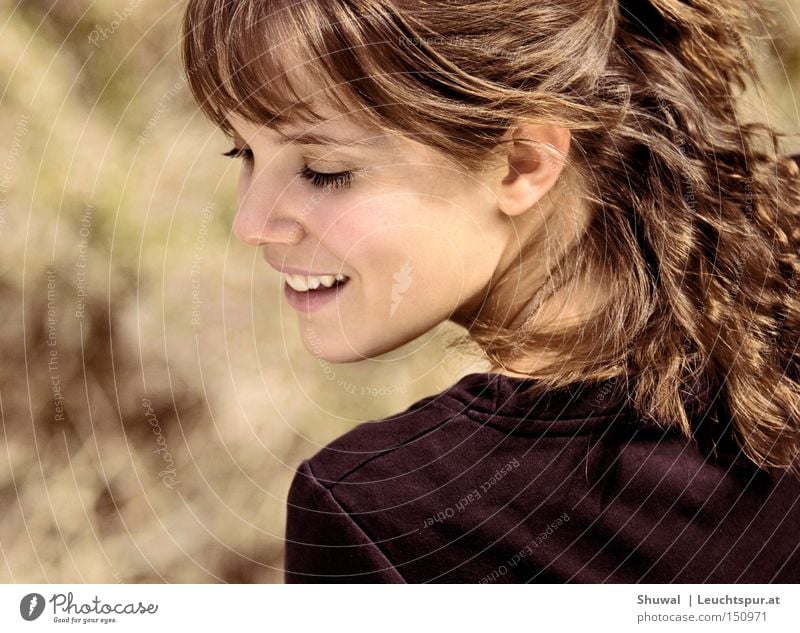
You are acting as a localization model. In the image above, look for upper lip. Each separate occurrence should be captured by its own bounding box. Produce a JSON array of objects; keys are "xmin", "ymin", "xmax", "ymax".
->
[{"xmin": 268, "ymin": 263, "xmax": 348, "ymax": 277}]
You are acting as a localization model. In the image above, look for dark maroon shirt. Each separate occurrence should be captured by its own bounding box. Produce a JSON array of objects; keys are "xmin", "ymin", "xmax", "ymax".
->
[{"xmin": 283, "ymin": 371, "xmax": 800, "ymax": 583}]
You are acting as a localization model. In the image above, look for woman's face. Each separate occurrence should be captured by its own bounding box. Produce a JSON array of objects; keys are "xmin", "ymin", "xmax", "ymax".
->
[{"xmin": 228, "ymin": 111, "xmax": 516, "ymax": 363}]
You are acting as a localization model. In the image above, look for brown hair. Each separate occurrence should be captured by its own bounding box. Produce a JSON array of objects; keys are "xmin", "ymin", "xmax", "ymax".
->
[{"xmin": 182, "ymin": 0, "xmax": 800, "ymax": 475}]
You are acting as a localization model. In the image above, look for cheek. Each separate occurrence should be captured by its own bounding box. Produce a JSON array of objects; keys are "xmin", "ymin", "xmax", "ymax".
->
[{"xmin": 335, "ymin": 200, "xmax": 487, "ymax": 299}]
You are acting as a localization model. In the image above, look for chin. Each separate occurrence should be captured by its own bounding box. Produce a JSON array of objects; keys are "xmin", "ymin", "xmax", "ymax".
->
[
  {"xmin": 301, "ymin": 330, "xmax": 410, "ymax": 364},
  {"xmin": 300, "ymin": 334, "xmax": 364, "ymax": 364}
]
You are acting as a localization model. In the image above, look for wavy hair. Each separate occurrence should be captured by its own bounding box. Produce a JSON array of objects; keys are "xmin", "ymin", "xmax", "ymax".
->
[{"xmin": 182, "ymin": 0, "xmax": 800, "ymax": 475}]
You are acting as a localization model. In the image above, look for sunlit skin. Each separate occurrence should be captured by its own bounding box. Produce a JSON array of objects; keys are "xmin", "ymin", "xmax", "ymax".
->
[{"xmin": 226, "ymin": 107, "xmax": 606, "ymax": 373}]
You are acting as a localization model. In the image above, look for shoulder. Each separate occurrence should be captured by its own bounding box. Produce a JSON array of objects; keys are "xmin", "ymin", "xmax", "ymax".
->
[
  {"xmin": 282, "ymin": 388, "xmax": 470, "ymax": 583},
  {"xmin": 300, "ymin": 388, "xmax": 465, "ymax": 486}
]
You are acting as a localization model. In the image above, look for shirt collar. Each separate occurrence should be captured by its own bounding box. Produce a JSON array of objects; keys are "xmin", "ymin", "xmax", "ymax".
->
[{"xmin": 437, "ymin": 371, "xmax": 713, "ymax": 436}]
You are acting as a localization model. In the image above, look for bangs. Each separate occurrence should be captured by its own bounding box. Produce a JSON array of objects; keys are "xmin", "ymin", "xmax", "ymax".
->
[
  {"xmin": 182, "ymin": 0, "xmax": 514, "ymax": 164},
  {"xmin": 182, "ymin": 0, "xmax": 427, "ymax": 139}
]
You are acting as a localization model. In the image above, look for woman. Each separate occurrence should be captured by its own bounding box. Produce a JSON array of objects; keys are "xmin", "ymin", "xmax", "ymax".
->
[{"xmin": 181, "ymin": 0, "xmax": 800, "ymax": 582}]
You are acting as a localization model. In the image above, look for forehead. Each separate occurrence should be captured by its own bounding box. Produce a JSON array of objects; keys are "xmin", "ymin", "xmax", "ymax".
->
[
  {"xmin": 221, "ymin": 51, "xmax": 392, "ymax": 145},
  {"xmin": 226, "ymin": 110, "xmax": 399, "ymax": 150}
]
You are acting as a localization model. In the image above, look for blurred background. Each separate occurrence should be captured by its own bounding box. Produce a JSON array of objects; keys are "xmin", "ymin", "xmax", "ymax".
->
[{"xmin": 0, "ymin": 1, "xmax": 798, "ymax": 583}]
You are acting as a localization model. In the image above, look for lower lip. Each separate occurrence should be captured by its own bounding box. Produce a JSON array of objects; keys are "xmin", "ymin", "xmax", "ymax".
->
[{"xmin": 283, "ymin": 278, "xmax": 351, "ymax": 313}]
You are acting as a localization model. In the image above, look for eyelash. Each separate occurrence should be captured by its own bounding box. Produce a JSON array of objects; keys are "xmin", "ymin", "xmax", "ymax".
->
[{"xmin": 222, "ymin": 147, "xmax": 356, "ymax": 190}]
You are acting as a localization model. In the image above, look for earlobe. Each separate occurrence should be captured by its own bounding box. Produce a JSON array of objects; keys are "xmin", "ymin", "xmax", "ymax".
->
[{"xmin": 497, "ymin": 124, "xmax": 571, "ymax": 217}]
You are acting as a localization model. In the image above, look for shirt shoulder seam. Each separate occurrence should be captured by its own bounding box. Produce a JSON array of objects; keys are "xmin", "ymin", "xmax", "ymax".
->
[
  {"xmin": 312, "ymin": 400, "xmax": 458, "ymax": 487},
  {"xmin": 304, "ymin": 458, "xmax": 408, "ymax": 583}
]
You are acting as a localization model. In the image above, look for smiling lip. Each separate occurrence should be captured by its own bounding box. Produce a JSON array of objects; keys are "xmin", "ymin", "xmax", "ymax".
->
[
  {"xmin": 269, "ymin": 264, "xmax": 349, "ymax": 277},
  {"xmin": 284, "ymin": 276, "xmax": 351, "ymax": 313}
]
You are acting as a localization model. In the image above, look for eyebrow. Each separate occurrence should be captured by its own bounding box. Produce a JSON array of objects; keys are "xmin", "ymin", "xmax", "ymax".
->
[
  {"xmin": 276, "ymin": 130, "xmax": 388, "ymax": 148},
  {"xmin": 231, "ymin": 126, "xmax": 387, "ymax": 149}
]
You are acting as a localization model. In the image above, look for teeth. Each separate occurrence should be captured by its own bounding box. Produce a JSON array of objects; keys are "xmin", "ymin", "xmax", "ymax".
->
[{"xmin": 285, "ymin": 273, "xmax": 349, "ymax": 292}]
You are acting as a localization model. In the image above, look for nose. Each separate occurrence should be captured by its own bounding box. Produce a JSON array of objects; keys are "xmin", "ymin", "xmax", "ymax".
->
[
  {"xmin": 233, "ymin": 212, "xmax": 303, "ymax": 247},
  {"xmin": 232, "ymin": 181, "xmax": 303, "ymax": 247}
]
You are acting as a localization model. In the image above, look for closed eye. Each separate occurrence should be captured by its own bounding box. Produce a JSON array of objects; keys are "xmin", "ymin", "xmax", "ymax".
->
[
  {"xmin": 222, "ymin": 146, "xmax": 253, "ymax": 162},
  {"xmin": 297, "ymin": 165, "xmax": 355, "ymax": 190},
  {"xmin": 223, "ymin": 146, "xmax": 357, "ymax": 190}
]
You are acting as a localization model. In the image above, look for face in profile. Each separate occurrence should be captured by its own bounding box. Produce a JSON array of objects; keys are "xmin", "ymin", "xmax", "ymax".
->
[
  {"xmin": 227, "ymin": 109, "xmax": 520, "ymax": 364},
  {"xmin": 185, "ymin": 1, "xmax": 582, "ymax": 372}
]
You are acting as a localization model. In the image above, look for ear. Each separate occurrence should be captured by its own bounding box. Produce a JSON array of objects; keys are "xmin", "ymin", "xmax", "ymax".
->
[{"xmin": 495, "ymin": 123, "xmax": 571, "ymax": 217}]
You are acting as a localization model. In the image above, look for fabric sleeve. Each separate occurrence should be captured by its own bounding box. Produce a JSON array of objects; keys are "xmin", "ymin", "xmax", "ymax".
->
[{"xmin": 283, "ymin": 459, "xmax": 406, "ymax": 583}]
